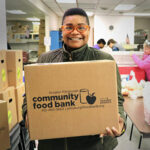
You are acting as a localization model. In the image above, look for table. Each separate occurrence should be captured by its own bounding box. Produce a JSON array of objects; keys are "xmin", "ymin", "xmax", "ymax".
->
[{"xmin": 123, "ymin": 97, "xmax": 150, "ymax": 149}]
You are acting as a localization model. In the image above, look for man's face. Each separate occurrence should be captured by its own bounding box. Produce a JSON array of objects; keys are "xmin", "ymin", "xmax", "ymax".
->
[
  {"xmin": 62, "ymin": 15, "xmax": 90, "ymax": 49},
  {"xmin": 109, "ymin": 43, "xmax": 114, "ymax": 48},
  {"xmin": 98, "ymin": 43, "xmax": 104, "ymax": 49}
]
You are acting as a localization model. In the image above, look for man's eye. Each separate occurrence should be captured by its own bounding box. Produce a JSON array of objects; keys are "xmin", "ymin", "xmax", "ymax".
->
[
  {"xmin": 65, "ymin": 26, "xmax": 73, "ymax": 30},
  {"xmin": 78, "ymin": 26, "xmax": 86, "ymax": 30}
]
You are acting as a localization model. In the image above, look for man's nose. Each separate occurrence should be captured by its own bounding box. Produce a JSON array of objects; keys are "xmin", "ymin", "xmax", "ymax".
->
[{"xmin": 71, "ymin": 27, "xmax": 80, "ymax": 34}]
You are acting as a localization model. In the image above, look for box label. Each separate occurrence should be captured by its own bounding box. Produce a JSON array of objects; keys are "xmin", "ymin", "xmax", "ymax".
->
[
  {"xmin": 32, "ymin": 89, "xmax": 112, "ymax": 112},
  {"xmin": 2, "ymin": 69, "xmax": 6, "ymax": 82}
]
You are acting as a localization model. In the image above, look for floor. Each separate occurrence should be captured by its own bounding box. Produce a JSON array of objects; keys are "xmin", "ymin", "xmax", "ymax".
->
[
  {"xmin": 34, "ymin": 116, "xmax": 150, "ymax": 150},
  {"xmin": 115, "ymin": 116, "xmax": 150, "ymax": 150}
]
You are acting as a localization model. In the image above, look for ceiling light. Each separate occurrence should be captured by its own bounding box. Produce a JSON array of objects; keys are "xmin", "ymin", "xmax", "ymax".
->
[
  {"xmin": 56, "ymin": 0, "xmax": 76, "ymax": 3},
  {"xmin": 32, "ymin": 22, "xmax": 40, "ymax": 25},
  {"xmin": 86, "ymin": 11, "xmax": 94, "ymax": 17},
  {"xmin": 6, "ymin": 10, "xmax": 26, "ymax": 14},
  {"xmin": 114, "ymin": 4, "xmax": 136, "ymax": 11},
  {"xmin": 123, "ymin": 13, "xmax": 150, "ymax": 16},
  {"xmin": 26, "ymin": 18, "xmax": 40, "ymax": 21}
]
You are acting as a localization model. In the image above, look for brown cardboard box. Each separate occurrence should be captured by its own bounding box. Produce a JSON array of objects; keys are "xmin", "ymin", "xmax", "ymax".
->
[
  {"xmin": 24, "ymin": 60, "xmax": 119, "ymax": 140},
  {"xmin": 15, "ymin": 83, "xmax": 25, "ymax": 122},
  {"xmin": 0, "ymin": 50, "xmax": 8, "ymax": 91},
  {"xmin": 0, "ymin": 87, "xmax": 17, "ymax": 131},
  {"xmin": 0, "ymin": 100, "xmax": 10, "ymax": 150},
  {"xmin": 6, "ymin": 50, "xmax": 23, "ymax": 87}
]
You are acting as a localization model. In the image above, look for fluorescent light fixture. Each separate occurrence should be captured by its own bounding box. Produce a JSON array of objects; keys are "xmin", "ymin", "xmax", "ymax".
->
[
  {"xmin": 56, "ymin": 0, "xmax": 76, "ymax": 3},
  {"xmin": 114, "ymin": 4, "xmax": 136, "ymax": 11},
  {"xmin": 6, "ymin": 10, "xmax": 26, "ymax": 14},
  {"xmin": 26, "ymin": 17, "xmax": 40, "ymax": 21},
  {"xmin": 123, "ymin": 13, "xmax": 150, "ymax": 16},
  {"xmin": 86, "ymin": 11, "xmax": 94, "ymax": 16},
  {"xmin": 32, "ymin": 22, "xmax": 40, "ymax": 25}
]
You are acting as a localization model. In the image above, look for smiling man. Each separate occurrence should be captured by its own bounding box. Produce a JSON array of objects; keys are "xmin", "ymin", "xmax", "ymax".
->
[{"xmin": 23, "ymin": 8, "xmax": 125, "ymax": 150}]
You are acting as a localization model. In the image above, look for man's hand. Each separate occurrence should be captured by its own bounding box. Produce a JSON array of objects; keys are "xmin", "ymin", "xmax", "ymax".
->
[{"xmin": 100, "ymin": 114, "xmax": 124, "ymax": 138}]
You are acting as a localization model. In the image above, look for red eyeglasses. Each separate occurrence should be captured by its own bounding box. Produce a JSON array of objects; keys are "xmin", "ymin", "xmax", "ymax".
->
[{"xmin": 61, "ymin": 24, "xmax": 89, "ymax": 33}]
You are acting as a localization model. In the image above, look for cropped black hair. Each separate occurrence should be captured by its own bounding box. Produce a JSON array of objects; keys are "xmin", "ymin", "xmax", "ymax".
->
[
  {"xmin": 107, "ymin": 39, "xmax": 116, "ymax": 45},
  {"xmin": 62, "ymin": 8, "xmax": 90, "ymax": 25},
  {"xmin": 97, "ymin": 39, "xmax": 106, "ymax": 45}
]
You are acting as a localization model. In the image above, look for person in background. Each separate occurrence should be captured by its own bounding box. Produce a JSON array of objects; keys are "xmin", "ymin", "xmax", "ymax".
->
[
  {"xmin": 22, "ymin": 8, "xmax": 126, "ymax": 150},
  {"xmin": 93, "ymin": 39, "xmax": 106, "ymax": 50},
  {"xmin": 131, "ymin": 40, "xmax": 150, "ymax": 81},
  {"xmin": 107, "ymin": 39, "xmax": 125, "ymax": 51}
]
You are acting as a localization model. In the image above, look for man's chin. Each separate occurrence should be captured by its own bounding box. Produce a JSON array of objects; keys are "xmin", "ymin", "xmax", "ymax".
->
[{"xmin": 68, "ymin": 44, "xmax": 84, "ymax": 49}]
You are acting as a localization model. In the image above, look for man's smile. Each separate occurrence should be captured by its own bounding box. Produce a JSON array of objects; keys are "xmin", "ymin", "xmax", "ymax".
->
[{"xmin": 67, "ymin": 37, "xmax": 83, "ymax": 41}]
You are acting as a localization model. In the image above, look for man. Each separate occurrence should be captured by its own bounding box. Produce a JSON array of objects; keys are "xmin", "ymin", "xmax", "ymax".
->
[
  {"xmin": 93, "ymin": 39, "xmax": 106, "ymax": 50},
  {"xmin": 107, "ymin": 39, "xmax": 125, "ymax": 51},
  {"xmin": 23, "ymin": 8, "xmax": 125, "ymax": 150}
]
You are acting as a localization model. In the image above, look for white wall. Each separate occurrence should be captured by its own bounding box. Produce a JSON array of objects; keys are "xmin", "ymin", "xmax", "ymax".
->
[
  {"xmin": 45, "ymin": 14, "xmax": 59, "ymax": 51},
  {"xmin": 88, "ymin": 17, "xmax": 94, "ymax": 47},
  {"xmin": 0, "ymin": 0, "xmax": 7, "ymax": 49},
  {"xmin": 94, "ymin": 15, "xmax": 135, "ymax": 45}
]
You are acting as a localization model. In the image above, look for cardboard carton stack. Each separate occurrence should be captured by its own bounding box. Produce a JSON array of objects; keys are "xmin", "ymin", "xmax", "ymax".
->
[
  {"xmin": 0, "ymin": 50, "xmax": 25, "ymax": 134},
  {"xmin": 0, "ymin": 50, "xmax": 17, "ymax": 132},
  {"xmin": 6, "ymin": 50, "xmax": 25, "ymax": 123},
  {"xmin": 38, "ymin": 19, "xmax": 45, "ymax": 56},
  {"xmin": 0, "ymin": 100, "xmax": 10, "ymax": 150}
]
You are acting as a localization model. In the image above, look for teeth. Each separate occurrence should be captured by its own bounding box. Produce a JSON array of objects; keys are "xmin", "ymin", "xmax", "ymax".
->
[{"xmin": 69, "ymin": 37, "xmax": 82, "ymax": 40}]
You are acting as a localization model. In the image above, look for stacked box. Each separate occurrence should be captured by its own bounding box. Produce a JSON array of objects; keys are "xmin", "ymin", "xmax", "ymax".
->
[
  {"xmin": 38, "ymin": 19, "xmax": 45, "ymax": 56},
  {"xmin": 0, "ymin": 50, "xmax": 8, "ymax": 91},
  {"xmin": 6, "ymin": 50, "xmax": 25, "ymax": 123},
  {"xmin": 15, "ymin": 83, "xmax": 25, "ymax": 122},
  {"xmin": 0, "ymin": 100, "xmax": 10, "ymax": 150},
  {"xmin": 6, "ymin": 50, "xmax": 23, "ymax": 87},
  {"xmin": 0, "ymin": 87, "xmax": 17, "ymax": 131}
]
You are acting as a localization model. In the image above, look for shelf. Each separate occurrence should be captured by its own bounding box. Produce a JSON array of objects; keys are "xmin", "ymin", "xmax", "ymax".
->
[{"xmin": 9, "ymin": 39, "xmax": 39, "ymax": 44}]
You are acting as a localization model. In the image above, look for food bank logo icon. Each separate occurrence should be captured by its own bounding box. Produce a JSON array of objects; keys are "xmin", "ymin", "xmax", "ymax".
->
[{"xmin": 80, "ymin": 89, "xmax": 96, "ymax": 105}]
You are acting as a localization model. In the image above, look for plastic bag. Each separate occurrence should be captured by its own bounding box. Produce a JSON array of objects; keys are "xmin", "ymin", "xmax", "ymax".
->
[
  {"xmin": 125, "ymin": 71, "xmax": 143, "ymax": 99},
  {"xmin": 143, "ymin": 82, "xmax": 150, "ymax": 125}
]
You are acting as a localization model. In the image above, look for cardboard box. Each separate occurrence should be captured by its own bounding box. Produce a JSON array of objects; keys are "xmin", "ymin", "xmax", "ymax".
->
[
  {"xmin": 24, "ymin": 60, "xmax": 119, "ymax": 140},
  {"xmin": 0, "ymin": 100, "xmax": 10, "ymax": 150},
  {"xmin": 6, "ymin": 50, "xmax": 23, "ymax": 87},
  {"xmin": 15, "ymin": 83, "xmax": 25, "ymax": 122},
  {"xmin": 0, "ymin": 50, "xmax": 8, "ymax": 91},
  {"xmin": 0, "ymin": 87, "xmax": 17, "ymax": 131}
]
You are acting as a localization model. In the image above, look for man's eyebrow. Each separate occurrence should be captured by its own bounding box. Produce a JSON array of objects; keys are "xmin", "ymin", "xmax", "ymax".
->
[
  {"xmin": 65, "ymin": 23, "xmax": 86, "ymax": 26},
  {"xmin": 65, "ymin": 23, "xmax": 73, "ymax": 26}
]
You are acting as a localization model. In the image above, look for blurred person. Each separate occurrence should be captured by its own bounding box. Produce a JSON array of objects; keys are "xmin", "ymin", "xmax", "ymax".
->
[
  {"xmin": 131, "ymin": 40, "xmax": 150, "ymax": 81},
  {"xmin": 107, "ymin": 39, "xmax": 125, "ymax": 51},
  {"xmin": 22, "ymin": 8, "xmax": 126, "ymax": 150},
  {"xmin": 93, "ymin": 39, "xmax": 106, "ymax": 50}
]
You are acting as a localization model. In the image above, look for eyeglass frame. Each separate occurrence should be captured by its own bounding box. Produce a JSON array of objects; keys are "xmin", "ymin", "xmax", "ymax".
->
[{"xmin": 61, "ymin": 24, "xmax": 90, "ymax": 33}]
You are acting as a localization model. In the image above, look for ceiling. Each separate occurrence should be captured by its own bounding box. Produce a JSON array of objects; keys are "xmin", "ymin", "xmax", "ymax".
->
[{"xmin": 6, "ymin": 0, "xmax": 150, "ymax": 21}]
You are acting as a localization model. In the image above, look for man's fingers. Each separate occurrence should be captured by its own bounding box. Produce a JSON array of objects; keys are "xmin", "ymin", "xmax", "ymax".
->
[
  {"xmin": 25, "ymin": 116, "xmax": 29, "ymax": 128},
  {"xmin": 106, "ymin": 127, "xmax": 115, "ymax": 137},
  {"xmin": 112, "ymin": 127, "xmax": 120, "ymax": 136}
]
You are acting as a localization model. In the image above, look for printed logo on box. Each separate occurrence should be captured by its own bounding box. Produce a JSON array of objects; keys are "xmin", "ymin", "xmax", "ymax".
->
[{"xmin": 31, "ymin": 89, "xmax": 112, "ymax": 112}]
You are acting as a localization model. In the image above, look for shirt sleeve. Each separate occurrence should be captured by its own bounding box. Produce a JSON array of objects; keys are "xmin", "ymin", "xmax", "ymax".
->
[{"xmin": 132, "ymin": 54, "xmax": 150, "ymax": 69}]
